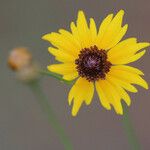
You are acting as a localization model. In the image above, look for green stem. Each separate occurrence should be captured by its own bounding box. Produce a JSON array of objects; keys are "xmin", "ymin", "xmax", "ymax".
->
[
  {"xmin": 122, "ymin": 104, "xmax": 141, "ymax": 150},
  {"xmin": 29, "ymin": 81, "xmax": 73, "ymax": 150},
  {"xmin": 39, "ymin": 70, "xmax": 73, "ymax": 85}
]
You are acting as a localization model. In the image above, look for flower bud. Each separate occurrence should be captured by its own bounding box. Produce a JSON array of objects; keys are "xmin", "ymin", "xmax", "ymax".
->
[
  {"xmin": 8, "ymin": 47, "xmax": 32, "ymax": 71},
  {"xmin": 8, "ymin": 47, "xmax": 40, "ymax": 83}
]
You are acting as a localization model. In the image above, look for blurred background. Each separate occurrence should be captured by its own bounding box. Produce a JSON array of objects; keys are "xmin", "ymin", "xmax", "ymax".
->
[{"xmin": 0, "ymin": 0, "xmax": 150, "ymax": 149}]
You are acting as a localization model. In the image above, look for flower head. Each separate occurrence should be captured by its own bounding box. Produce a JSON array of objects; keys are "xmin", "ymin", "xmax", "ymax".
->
[{"xmin": 42, "ymin": 10, "xmax": 149, "ymax": 116}]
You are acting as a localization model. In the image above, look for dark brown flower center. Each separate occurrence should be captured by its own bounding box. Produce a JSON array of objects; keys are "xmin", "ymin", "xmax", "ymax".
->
[{"xmin": 75, "ymin": 45, "xmax": 112, "ymax": 82}]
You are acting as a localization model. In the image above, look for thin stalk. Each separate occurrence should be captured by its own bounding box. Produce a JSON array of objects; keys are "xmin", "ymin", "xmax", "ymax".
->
[
  {"xmin": 39, "ymin": 70, "xmax": 73, "ymax": 85},
  {"xmin": 29, "ymin": 81, "xmax": 73, "ymax": 150},
  {"xmin": 122, "ymin": 104, "xmax": 141, "ymax": 150}
]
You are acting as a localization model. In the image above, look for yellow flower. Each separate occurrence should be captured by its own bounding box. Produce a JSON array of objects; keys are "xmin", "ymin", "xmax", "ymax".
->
[{"xmin": 42, "ymin": 10, "xmax": 149, "ymax": 116}]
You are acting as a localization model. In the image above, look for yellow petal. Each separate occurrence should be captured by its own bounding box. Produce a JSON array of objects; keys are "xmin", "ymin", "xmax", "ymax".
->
[
  {"xmin": 70, "ymin": 22, "xmax": 80, "ymax": 42},
  {"xmin": 107, "ymin": 74, "xmax": 138, "ymax": 93},
  {"xmin": 95, "ymin": 80, "xmax": 111, "ymax": 110},
  {"xmin": 68, "ymin": 83, "xmax": 83, "ymax": 116},
  {"xmin": 110, "ymin": 65, "xmax": 144, "ymax": 75},
  {"xmin": 89, "ymin": 18, "xmax": 97, "ymax": 43},
  {"xmin": 105, "ymin": 24, "xmax": 128, "ymax": 50},
  {"xmin": 108, "ymin": 42, "xmax": 149, "ymax": 64},
  {"xmin": 47, "ymin": 63, "xmax": 77, "ymax": 75},
  {"xmin": 59, "ymin": 29, "xmax": 81, "ymax": 50},
  {"xmin": 77, "ymin": 11, "xmax": 88, "ymax": 29},
  {"xmin": 42, "ymin": 32, "xmax": 78, "ymax": 56},
  {"xmin": 113, "ymin": 50, "xmax": 146, "ymax": 64},
  {"xmin": 68, "ymin": 77, "xmax": 94, "ymax": 116},
  {"xmin": 106, "ymin": 81, "xmax": 123, "ymax": 115},
  {"xmin": 98, "ymin": 10, "xmax": 125, "ymax": 49},
  {"xmin": 99, "ymin": 80, "xmax": 123, "ymax": 115},
  {"xmin": 63, "ymin": 72, "xmax": 78, "ymax": 81},
  {"xmin": 97, "ymin": 13, "xmax": 114, "ymax": 45},
  {"xmin": 68, "ymin": 83, "xmax": 77, "ymax": 105},
  {"xmin": 76, "ymin": 10, "xmax": 91, "ymax": 48},
  {"xmin": 109, "ymin": 66, "xmax": 148, "ymax": 89},
  {"xmin": 48, "ymin": 47, "xmax": 76, "ymax": 63},
  {"xmin": 107, "ymin": 75, "xmax": 131, "ymax": 106},
  {"xmin": 108, "ymin": 38, "xmax": 137, "ymax": 60},
  {"xmin": 72, "ymin": 96, "xmax": 83, "ymax": 116}
]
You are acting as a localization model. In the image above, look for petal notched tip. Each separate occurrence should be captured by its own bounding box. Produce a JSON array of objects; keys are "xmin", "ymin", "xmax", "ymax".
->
[
  {"xmin": 48, "ymin": 47, "xmax": 52, "ymax": 53},
  {"xmin": 124, "ymin": 24, "xmax": 128, "ymax": 30},
  {"xmin": 132, "ymin": 87, "xmax": 138, "ymax": 93},
  {"xmin": 118, "ymin": 111, "xmax": 123, "ymax": 115},
  {"xmin": 118, "ymin": 9, "xmax": 125, "ymax": 16},
  {"xmin": 71, "ymin": 99, "xmax": 83, "ymax": 117},
  {"xmin": 142, "ymin": 42, "xmax": 150, "ymax": 47},
  {"xmin": 143, "ymin": 81, "xmax": 149, "ymax": 90},
  {"xmin": 42, "ymin": 32, "xmax": 59, "ymax": 42},
  {"xmin": 47, "ymin": 65, "xmax": 54, "ymax": 72},
  {"xmin": 78, "ymin": 10, "xmax": 85, "ymax": 16},
  {"xmin": 114, "ymin": 105, "xmax": 123, "ymax": 115},
  {"xmin": 42, "ymin": 34, "xmax": 50, "ymax": 40}
]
